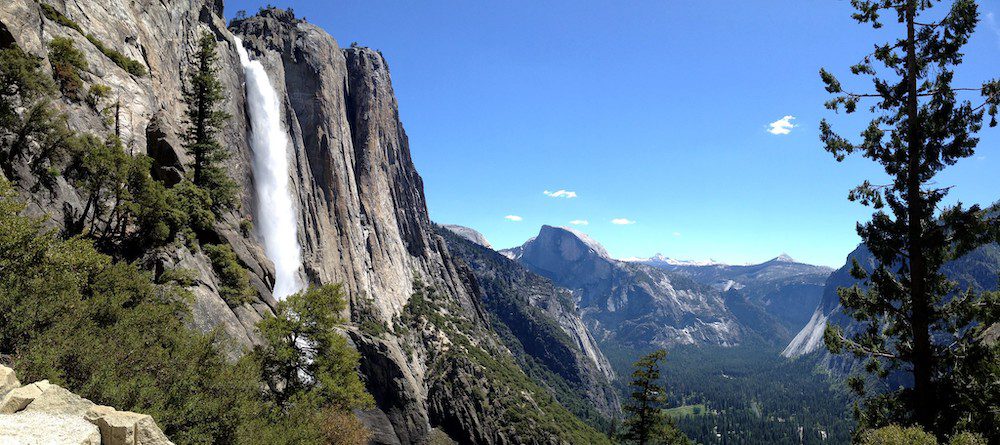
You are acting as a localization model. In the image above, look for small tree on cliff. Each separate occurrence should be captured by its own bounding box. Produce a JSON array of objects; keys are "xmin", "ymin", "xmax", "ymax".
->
[
  {"xmin": 623, "ymin": 350, "xmax": 689, "ymax": 445},
  {"xmin": 819, "ymin": 0, "xmax": 999, "ymax": 439},
  {"xmin": 183, "ymin": 31, "xmax": 236, "ymax": 212}
]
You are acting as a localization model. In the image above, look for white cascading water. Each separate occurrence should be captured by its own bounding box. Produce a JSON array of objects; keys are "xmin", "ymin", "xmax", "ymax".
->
[{"xmin": 235, "ymin": 37, "xmax": 304, "ymax": 300}]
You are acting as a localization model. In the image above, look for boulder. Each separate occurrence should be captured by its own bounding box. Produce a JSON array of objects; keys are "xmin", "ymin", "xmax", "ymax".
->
[
  {"xmin": 0, "ymin": 365, "xmax": 19, "ymax": 397},
  {"xmin": 0, "ymin": 411, "xmax": 101, "ymax": 444},
  {"xmin": 0, "ymin": 380, "xmax": 51, "ymax": 414},
  {"xmin": 85, "ymin": 405, "xmax": 175, "ymax": 445},
  {"xmin": 24, "ymin": 384, "xmax": 96, "ymax": 416}
]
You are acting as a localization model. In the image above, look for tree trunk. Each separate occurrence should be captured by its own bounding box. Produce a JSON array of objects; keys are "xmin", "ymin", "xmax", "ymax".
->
[{"xmin": 904, "ymin": 1, "xmax": 934, "ymax": 430}]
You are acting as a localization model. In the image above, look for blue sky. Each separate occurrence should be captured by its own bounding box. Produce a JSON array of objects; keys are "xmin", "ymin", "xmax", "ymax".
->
[{"xmin": 227, "ymin": 1, "xmax": 1000, "ymax": 267}]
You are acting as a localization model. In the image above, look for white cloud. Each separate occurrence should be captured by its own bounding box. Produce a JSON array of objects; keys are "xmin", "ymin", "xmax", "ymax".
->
[
  {"xmin": 987, "ymin": 12, "xmax": 1000, "ymax": 47},
  {"xmin": 543, "ymin": 190, "xmax": 578, "ymax": 199},
  {"xmin": 611, "ymin": 218, "xmax": 636, "ymax": 225},
  {"xmin": 504, "ymin": 215, "xmax": 523, "ymax": 222},
  {"xmin": 672, "ymin": 232, "xmax": 681, "ymax": 237},
  {"xmin": 767, "ymin": 115, "xmax": 797, "ymax": 135},
  {"xmin": 569, "ymin": 220, "xmax": 589, "ymax": 226}
]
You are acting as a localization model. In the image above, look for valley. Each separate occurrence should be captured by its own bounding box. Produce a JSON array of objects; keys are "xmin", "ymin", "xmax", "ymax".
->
[{"xmin": 0, "ymin": 0, "xmax": 997, "ymax": 444}]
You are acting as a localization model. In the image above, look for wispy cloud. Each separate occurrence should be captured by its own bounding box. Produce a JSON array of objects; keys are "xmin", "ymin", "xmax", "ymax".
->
[
  {"xmin": 767, "ymin": 115, "xmax": 797, "ymax": 135},
  {"xmin": 569, "ymin": 220, "xmax": 589, "ymax": 226},
  {"xmin": 611, "ymin": 218, "xmax": 636, "ymax": 225},
  {"xmin": 544, "ymin": 189, "xmax": 578, "ymax": 199},
  {"xmin": 504, "ymin": 215, "xmax": 523, "ymax": 222},
  {"xmin": 987, "ymin": 12, "xmax": 1000, "ymax": 48},
  {"xmin": 672, "ymin": 232, "xmax": 681, "ymax": 237}
]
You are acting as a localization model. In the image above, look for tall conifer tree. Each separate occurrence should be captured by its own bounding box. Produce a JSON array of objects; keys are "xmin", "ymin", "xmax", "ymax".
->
[
  {"xmin": 623, "ymin": 350, "xmax": 689, "ymax": 445},
  {"xmin": 819, "ymin": 0, "xmax": 999, "ymax": 439},
  {"xmin": 183, "ymin": 31, "xmax": 236, "ymax": 211}
]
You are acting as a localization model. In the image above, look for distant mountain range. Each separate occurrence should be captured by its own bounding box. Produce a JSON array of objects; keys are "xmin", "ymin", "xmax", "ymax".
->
[
  {"xmin": 783, "ymin": 241, "xmax": 1000, "ymax": 370},
  {"xmin": 475, "ymin": 225, "xmax": 831, "ymax": 352},
  {"xmin": 500, "ymin": 225, "xmax": 742, "ymax": 350},
  {"xmin": 629, "ymin": 253, "xmax": 833, "ymax": 337},
  {"xmin": 436, "ymin": 224, "xmax": 620, "ymax": 422}
]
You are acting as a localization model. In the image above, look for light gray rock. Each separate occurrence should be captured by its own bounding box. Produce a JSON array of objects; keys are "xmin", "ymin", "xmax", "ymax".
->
[
  {"xmin": 0, "ymin": 366, "xmax": 19, "ymax": 397},
  {"xmin": 0, "ymin": 411, "xmax": 101, "ymax": 445},
  {"xmin": 85, "ymin": 405, "xmax": 174, "ymax": 445},
  {"xmin": 442, "ymin": 224, "xmax": 493, "ymax": 249},
  {"xmin": 0, "ymin": 380, "xmax": 52, "ymax": 414},
  {"xmin": 24, "ymin": 385, "xmax": 95, "ymax": 416}
]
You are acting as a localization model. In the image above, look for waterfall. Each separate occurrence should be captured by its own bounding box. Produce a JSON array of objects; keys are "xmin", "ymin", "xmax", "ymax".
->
[{"xmin": 235, "ymin": 37, "xmax": 304, "ymax": 300}]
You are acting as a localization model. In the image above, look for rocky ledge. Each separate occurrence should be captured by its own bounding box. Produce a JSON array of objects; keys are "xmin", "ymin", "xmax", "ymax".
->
[{"xmin": 0, "ymin": 366, "xmax": 173, "ymax": 445}]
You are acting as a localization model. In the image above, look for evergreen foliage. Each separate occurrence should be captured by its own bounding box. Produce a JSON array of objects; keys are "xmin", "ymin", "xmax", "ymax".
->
[
  {"xmin": 398, "ymin": 282, "xmax": 613, "ymax": 445},
  {"xmin": 622, "ymin": 350, "xmax": 690, "ymax": 445},
  {"xmin": 0, "ymin": 46, "xmax": 73, "ymax": 182},
  {"xmin": 47, "ymin": 37, "xmax": 87, "ymax": 100},
  {"xmin": 84, "ymin": 34, "xmax": 147, "ymax": 77},
  {"xmin": 204, "ymin": 243, "xmax": 255, "ymax": 306},
  {"xmin": 0, "ymin": 176, "xmax": 372, "ymax": 444},
  {"xmin": 253, "ymin": 284, "xmax": 374, "ymax": 411},
  {"xmin": 859, "ymin": 425, "xmax": 987, "ymax": 445},
  {"xmin": 39, "ymin": 3, "xmax": 84, "ymax": 34},
  {"xmin": 39, "ymin": 3, "xmax": 147, "ymax": 77},
  {"xmin": 183, "ymin": 32, "xmax": 237, "ymax": 212},
  {"xmin": 818, "ymin": 0, "xmax": 1000, "ymax": 440}
]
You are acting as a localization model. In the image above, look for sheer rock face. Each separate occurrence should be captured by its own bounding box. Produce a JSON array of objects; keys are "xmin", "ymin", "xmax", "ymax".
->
[
  {"xmin": 1, "ymin": 2, "xmax": 607, "ymax": 442},
  {"xmin": 436, "ymin": 225, "xmax": 620, "ymax": 418},
  {"xmin": 229, "ymin": 13, "xmax": 488, "ymax": 441},
  {"xmin": 503, "ymin": 225, "xmax": 743, "ymax": 349},
  {"xmin": 0, "ymin": 0, "xmax": 275, "ymax": 358}
]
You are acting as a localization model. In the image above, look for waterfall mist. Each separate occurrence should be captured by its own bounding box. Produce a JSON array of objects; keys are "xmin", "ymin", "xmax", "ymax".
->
[{"xmin": 235, "ymin": 37, "xmax": 304, "ymax": 300}]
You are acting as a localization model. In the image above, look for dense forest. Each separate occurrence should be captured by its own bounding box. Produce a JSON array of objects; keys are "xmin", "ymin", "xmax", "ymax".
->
[{"xmin": 605, "ymin": 343, "xmax": 853, "ymax": 445}]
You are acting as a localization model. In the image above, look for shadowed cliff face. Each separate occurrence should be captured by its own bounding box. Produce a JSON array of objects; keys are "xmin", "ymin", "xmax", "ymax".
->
[
  {"xmin": 784, "ymin": 242, "xmax": 1000, "ymax": 373},
  {"xmin": 438, "ymin": 224, "xmax": 620, "ymax": 419},
  {"xmin": 0, "ymin": 2, "xmax": 615, "ymax": 442},
  {"xmin": 231, "ymin": 10, "xmax": 527, "ymax": 444},
  {"xmin": 503, "ymin": 226, "xmax": 743, "ymax": 350},
  {"xmin": 0, "ymin": 0, "xmax": 275, "ymax": 358}
]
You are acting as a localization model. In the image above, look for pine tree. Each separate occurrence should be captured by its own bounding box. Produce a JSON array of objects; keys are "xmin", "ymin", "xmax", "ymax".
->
[
  {"xmin": 623, "ymin": 350, "xmax": 689, "ymax": 445},
  {"xmin": 819, "ymin": 0, "xmax": 1000, "ymax": 439},
  {"xmin": 183, "ymin": 31, "xmax": 236, "ymax": 212}
]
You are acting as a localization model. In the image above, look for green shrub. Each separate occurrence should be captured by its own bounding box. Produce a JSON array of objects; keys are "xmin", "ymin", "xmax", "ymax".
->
[
  {"xmin": 1, "ymin": 46, "xmax": 73, "ymax": 182},
  {"xmin": 48, "ymin": 37, "xmax": 88, "ymax": 100},
  {"xmin": 39, "ymin": 3, "xmax": 146, "ymax": 77},
  {"xmin": 860, "ymin": 425, "xmax": 937, "ymax": 445},
  {"xmin": 0, "ymin": 176, "xmax": 257, "ymax": 443},
  {"xmin": 0, "ymin": 177, "xmax": 372, "ymax": 444},
  {"xmin": 85, "ymin": 34, "xmax": 147, "ymax": 77},
  {"xmin": 39, "ymin": 3, "xmax": 83, "ymax": 34},
  {"xmin": 204, "ymin": 243, "xmax": 255, "ymax": 306},
  {"xmin": 167, "ymin": 179, "xmax": 215, "ymax": 241},
  {"xmin": 85, "ymin": 83, "xmax": 111, "ymax": 120},
  {"xmin": 239, "ymin": 217, "xmax": 254, "ymax": 236},
  {"xmin": 949, "ymin": 432, "xmax": 986, "ymax": 445}
]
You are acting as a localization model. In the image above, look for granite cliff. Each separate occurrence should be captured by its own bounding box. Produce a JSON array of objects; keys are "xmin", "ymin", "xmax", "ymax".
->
[
  {"xmin": 502, "ymin": 225, "xmax": 743, "ymax": 350},
  {"xmin": 0, "ymin": 2, "xmax": 610, "ymax": 443}
]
